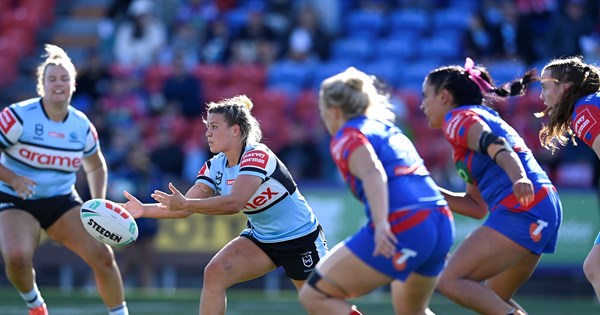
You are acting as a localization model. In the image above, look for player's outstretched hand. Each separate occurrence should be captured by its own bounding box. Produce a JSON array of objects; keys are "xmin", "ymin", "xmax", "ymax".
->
[
  {"xmin": 122, "ymin": 191, "xmax": 145, "ymax": 218},
  {"xmin": 152, "ymin": 182, "xmax": 186, "ymax": 211}
]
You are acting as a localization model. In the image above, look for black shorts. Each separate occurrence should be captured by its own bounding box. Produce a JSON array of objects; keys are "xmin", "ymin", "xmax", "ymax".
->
[
  {"xmin": 241, "ymin": 225, "xmax": 328, "ymax": 280},
  {"xmin": 0, "ymin": 191, "xmax": 82, "ymax": 229}
]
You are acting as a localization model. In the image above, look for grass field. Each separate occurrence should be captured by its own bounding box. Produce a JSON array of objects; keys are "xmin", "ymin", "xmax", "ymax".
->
[{"xmin": 0, "ymin": 287, "xmax": 599, "ymax": 315}]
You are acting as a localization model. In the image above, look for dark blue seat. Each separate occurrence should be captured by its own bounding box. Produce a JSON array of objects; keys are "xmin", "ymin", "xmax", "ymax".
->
[
  {"xmin": 377, "ymin": 37, "xmax": 417, "ymax": 61},
  {"xmin": 330, "ymin": 37, "xmax": 374, "ymax": 64},
  {"xmin": 266, "ymin": 61, "xmax": 314, "ymax": 90},
  {"xmin": 360, "ymin": 59, "xmax": 403, "ymax": 89},
  {"xmin": 389, "ymin": 9, "xmax": 429, "ymax": 35},
  {"xmin": 345, "ymin": 10, "xmax": 387, "ymax": 38}
]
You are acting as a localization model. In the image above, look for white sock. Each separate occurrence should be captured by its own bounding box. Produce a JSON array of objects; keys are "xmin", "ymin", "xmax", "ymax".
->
[
  {"xmin": 19, "ymin": 283, "xmax": 45, "ymax": 308},
  {"xmin": 108, "ymin": 302, "xmax": 129, "ymax": 315}
]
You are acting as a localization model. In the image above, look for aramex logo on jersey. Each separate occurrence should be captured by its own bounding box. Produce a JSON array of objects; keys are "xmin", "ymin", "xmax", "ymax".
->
[
  {"xmin": 0, "ymin": 108, "xmax": 16, "ymax": 134},
  {"xmin": 573, "ymin": 107, "xmax": 597, "ymax": 139},
  {"xmin": 240, "ymin": 150, "xmax": 268, "ymax": 168}
]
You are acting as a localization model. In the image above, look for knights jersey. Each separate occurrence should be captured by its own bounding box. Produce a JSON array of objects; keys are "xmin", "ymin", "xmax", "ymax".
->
[
  {"xmin": 330, "ymin": 116, "xmax": 447, "ymax": 223},
  {"xmin": 195, "ymin": 142, "xmax": 318, "ymax": 243},
  {"xmin": 0, "ymin": 98, "xmax": 99, "ymax": 198},
  {"xmin": 571, "ymin": 92, "xmax": 600, "ymax": 146},
  {"xmin": 443, "ymin": 105, "xmax": 551, "ymax": 207}
]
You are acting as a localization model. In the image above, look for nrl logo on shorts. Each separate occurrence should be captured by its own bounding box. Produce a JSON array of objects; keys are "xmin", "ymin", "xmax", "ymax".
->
[{"xmin": 301, "ymin": 251, "xmax": 313, "ymax": 267}]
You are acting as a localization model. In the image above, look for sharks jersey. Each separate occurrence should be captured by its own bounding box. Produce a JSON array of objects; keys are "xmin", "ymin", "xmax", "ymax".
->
[
  {"xmin": 0, "ymin": 98, "xmax": 99, "ymax": 198},
  {"xmin": 571, "ymin": 92, "xmax": 600, "ymax": 147},
  {"xmin": 196, "ymin": 143, "xmax": 319, "ymax": 243}
]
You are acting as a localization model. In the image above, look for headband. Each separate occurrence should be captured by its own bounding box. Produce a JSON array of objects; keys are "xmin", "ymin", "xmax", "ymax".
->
[{"xmin": 464, "ymin": 57, "xmax": 494, "ymax": 93}]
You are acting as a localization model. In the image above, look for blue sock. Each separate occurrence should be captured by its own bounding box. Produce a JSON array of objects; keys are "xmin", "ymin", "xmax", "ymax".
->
[
  {"xmin": 18, "ymin": 283, "xmax": 45, "ymax": 308},
  {"xmin": 108, "ymin": 302, "xmax": 129, "ymax": 315}
]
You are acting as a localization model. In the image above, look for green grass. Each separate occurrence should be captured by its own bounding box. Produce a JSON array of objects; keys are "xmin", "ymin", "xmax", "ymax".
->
[{"xmin": 0, "ymin": 287, "xmax": 599, "ymax": 314}]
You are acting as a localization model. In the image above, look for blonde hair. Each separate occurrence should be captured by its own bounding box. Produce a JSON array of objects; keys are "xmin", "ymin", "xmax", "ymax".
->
[
  {"xmin": 319, "ymin": 67, "xmax": 394, "ymax": 121},
  {"xmin": 204, "ymin": 95, "xmax": 262, "ymax": 144},
  {"xmin": 36, "ymin": 44, "xmax": 77, "ymax": 97}
]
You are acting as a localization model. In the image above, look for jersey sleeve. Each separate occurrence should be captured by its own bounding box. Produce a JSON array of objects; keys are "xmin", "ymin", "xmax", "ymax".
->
[
  {"xmin": 330, "ymin": 127, "xmax": 370, "ymax": 174},
  {"xmin": 442, "ymin": 109, "xmax": 486, "ymax": 149},
  {"xmin": 195, "ymin": 160, "xmax": 216, "ymax": 190},
  {"xmin": 572, "ymin": 104, "xmax": 600, "ymax": 147},
  {"xmin": 0, "ymin": 106, "xmax": 23, "ymax": 149},
  {"xmin": 83, "ymin": 122, "xmax": 99, "ymax": 157},
  {"xmin": 239, "ymin": 149, "xmax": 271, "ymax": 180}
]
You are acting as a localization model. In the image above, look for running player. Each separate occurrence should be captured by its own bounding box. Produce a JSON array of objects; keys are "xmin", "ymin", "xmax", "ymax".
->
[
  {"xmin": 420, "ymin": 57, "xmax": 563, "ymax": 315},
  {"xmin": 536, "ymin": 56, "xmax": 600, "ymax": 301},
  {"xmin": 298, "ymin": 67, "xmax": 455, "ymax": 315},
  {"xmin": 0, "ymin": 44, "xmax": 129, "ymax": 315},
  {"xmin": 122, "ymin": 95, "xmax": 328, "ymax": 315}
]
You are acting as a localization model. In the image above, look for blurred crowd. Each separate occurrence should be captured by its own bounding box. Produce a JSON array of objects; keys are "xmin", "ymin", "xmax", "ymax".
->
[{"xmin": 16, "ymin": 0, "xmax": 600, "ymax": 196}]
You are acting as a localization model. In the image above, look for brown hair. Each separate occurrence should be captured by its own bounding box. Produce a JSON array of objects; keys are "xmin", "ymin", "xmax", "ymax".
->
[
  {"xmin": 204, "ymin": 95, "xmax": 262, "ymax": 144},
  {"xmin": 538, "ymin": 56, "xmax": 600, "ymax": 152}
]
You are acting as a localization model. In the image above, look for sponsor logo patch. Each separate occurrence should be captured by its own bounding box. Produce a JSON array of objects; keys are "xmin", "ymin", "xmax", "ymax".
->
[
  {"xmin": 0, "ymin": 108, "xmax": 16, "ymax": 134},
  {"xmin": 393, "ymin": 248, "xmax": 417, "ymax": 271},
  {"xmin": 240, "ymin": 150, "xmax": 268, "ymax": 168},
  {"xmin": 573, "ymin": 108, "xmax": 597, "ymax": 139}
]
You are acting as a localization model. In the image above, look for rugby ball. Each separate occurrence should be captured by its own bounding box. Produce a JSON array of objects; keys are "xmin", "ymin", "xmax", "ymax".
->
[{"xmin": 80, "ymin": 199, "xmax": 138, "ymax": 247}]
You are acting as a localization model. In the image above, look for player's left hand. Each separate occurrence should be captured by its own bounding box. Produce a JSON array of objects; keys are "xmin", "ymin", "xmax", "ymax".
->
[
  {"xmin": 373, "ymin": 221, "xmax": 398, "ymax": 258},
  {"xmin": 152, "ymin": 182, "xmax": 186, "ymax": 211},
  {"xmin": 513, "ymin": 177, "xmax": 534, "ymax": 207}
]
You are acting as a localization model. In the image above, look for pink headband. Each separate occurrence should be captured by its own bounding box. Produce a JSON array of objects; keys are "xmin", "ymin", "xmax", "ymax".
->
[{"xmin": 464, "ymin": 57, "xmax": 494, "ymax": 93}]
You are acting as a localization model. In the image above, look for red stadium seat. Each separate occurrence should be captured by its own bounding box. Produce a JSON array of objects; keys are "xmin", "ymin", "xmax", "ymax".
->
[
  {"xmin": 293, "ymin": 90, "xmax": 320, "ymax": 127},
  {"xmin": 0, "ymin": 55, "xmax": 18, "ymax": 88},
  {"xmin": 193, "ymin": 64, "xmax": 229, "ymax": 86},
  {"xmin": 249, "ymin": 88, "xmax": 289, "ymax": 114},
  {"xmin": 229, "ymin": 63, "xmax": 266, "ymax": 88},
  {"xmin": 144, "ymin": 65, "xmax": 172, "ymax": 94}
]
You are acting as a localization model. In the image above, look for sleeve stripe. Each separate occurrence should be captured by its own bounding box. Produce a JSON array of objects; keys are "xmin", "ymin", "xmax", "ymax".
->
[
  {"xmin": 240, "ymin": 166, "xmax": 267, "ymax": 175},
  {"xmin": 8, "ymin": 107, "xmax": 22, "ymax": 125},
  {"xmin": 196, "ymin": 175, "xmax": 215, "ymax": 186}
]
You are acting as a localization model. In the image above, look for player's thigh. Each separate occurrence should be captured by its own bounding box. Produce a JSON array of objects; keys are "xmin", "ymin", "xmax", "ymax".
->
[
  {"xmin": 390, "ymin": 273, "xmax": 438, "ymax": 314},
  {"xmin": 442, "ymin": 226, "xmax": 531, "ymax": 281},
  {"xmin": 314, "ymin": 242, "xmax": 391, "ymax": 298},
  {"xmin": 0, "ymin": 209, "xmax": 41, "ymax": 258},
  {"xmin": 486, "ymin": 252, "xmax": 540, "ymax": 301},
  {"xmin": 46, "ymin": 205, "xmax": 114, "ymax": 262},
  {"xmin": 207, "ymin": 236, "xmax": 277, "ymax": 284}
]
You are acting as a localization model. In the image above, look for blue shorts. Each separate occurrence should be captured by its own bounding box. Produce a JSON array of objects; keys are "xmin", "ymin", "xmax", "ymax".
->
[
  {"xmin": 486, "ymin": 185, "xmax": 562, "ymax": 255},
  {"xmin": 594, "ymin": 232, "xmax": 600, "ymax": 245},
  {"xmin": 344, "ymin": 206, "xmax": 455, "ymax": 281}
]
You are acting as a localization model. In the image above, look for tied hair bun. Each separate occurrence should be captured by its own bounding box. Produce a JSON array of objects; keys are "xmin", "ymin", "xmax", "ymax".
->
[
  {"xmin": 346, "ymin": 77, "xmax": 364, "ymax": 91},
  {"xmin": 234, "ymin": 95, "xmax": 253, "ymax": 111}
]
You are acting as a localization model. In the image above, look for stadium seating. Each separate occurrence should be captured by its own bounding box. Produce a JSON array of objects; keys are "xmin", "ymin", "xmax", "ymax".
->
[
  {"xmin": 344, "ymin": 10, "xmax": 387, "ymax": 38},
  {"xmin": 389, "ymin": 9, "xmax": 429, "ymax": 35},
  {"xmin": 330, "ymin": 37, "xmax": 374, "ymax": 65}
]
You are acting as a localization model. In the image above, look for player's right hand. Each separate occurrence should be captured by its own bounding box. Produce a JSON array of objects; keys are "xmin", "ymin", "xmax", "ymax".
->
[
  {"xmin": 9, "ymin": 176, "xmax": 36, "ymax": 199},
  {"xmin": 122, "ymin": 191, "xmax": 145, "ymax": 218}
]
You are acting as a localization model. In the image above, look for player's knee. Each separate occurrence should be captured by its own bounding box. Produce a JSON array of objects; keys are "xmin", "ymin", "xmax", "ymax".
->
[
  {"xmin": 4, "ymin": 248, "xmax": 32, "ymax": 271},
  {"xmin": 435, "ymin": 274, "xmax": 456, "ymax": 298},
  {"xmin": 583, "ymin": 256, "xmax": 600, "ymax": 283},
  {"xmin": 202, "ymin": 260, "xmax": 232, "ymax": 288},
  {"xmin": 85, "ymin": 245, "xmax": 116, "ymax": 270}
]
